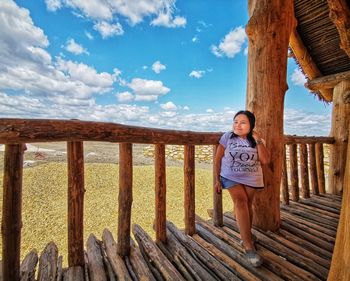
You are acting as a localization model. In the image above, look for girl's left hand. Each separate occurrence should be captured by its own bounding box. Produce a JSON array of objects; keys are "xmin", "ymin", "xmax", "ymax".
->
[{"xmin": 252, "ymin": 130, "xmax": 261, "ymax": 141}]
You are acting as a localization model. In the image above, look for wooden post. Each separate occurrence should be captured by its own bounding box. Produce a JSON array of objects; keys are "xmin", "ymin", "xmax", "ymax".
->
[
  {"xmin": 67, "ymin": 141, "xmax": 85, "ymax": 267},
  {"xmin": 155, "ymin": 144, "xmax": 166, "ymax": 243},
  {"xmin": 315, "ymin": 143, "xmax": 326, "ymax": 194},
  {"xmin": 289, "ymin": 143, "xmax": 299, "ymax": 202},
  {"xmin": 184, "ymin": 145, "xmax": 195, "ymax": 235},
  {"xmin": 212, "ymin": 145, "xmax": 223, "ymax": 226},
  {"xmin": 329, "ymin": 80, "xmax": 350, "ymax": 194},
  {"xmin": 299, "ymin": 143, "xmax": 310, "ymax": 198},
  {"xmin": 328, "ymin": 128, "xmax": 350, "ymax": 281},
  {"xmin": 246, "ymin": 0, "xmax": 295, "ymax": 230},
  {"xmin": 281, "ymin": 145, "xmax": 289, "ymax": 205},
  {"xmin": 118, "ymin": 143, "xmax": 133, "ymax": 256},
  {"xmin": 308, "ymin": 143, "xmax": 319, "ymax": 195},
  {"xmin": 2, "ymin": 144, "xmax": 25, "ymax": 281}
]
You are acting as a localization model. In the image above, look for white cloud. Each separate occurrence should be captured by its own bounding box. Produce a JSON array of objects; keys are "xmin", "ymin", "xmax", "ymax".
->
[
  {"xmin": 64, "ymin": 38, "xmax": 89, "ymax": 55},
  {"xmin": 152, "ymin": 61, "xmax": 166, "ymax": 74},
  {"xmin": 85, "ymin": 31, "xmax": 94, "ymax": 40},
  {"xmin": 206, "ymin": 109, "xmax": 214, "ymax": 113},
  {"xmin": 0, "ymin": 1, "xmax": 119, "ymax": 100},
  {"xmin": 93, "ymin": 21, "xmax": 124, "ymax": 39},
  {"xmin": 116, "ymin": 91, "xmax": 134, "ymax": 103},
  {"xmin": 160, "ymin": 101, "xmax": 177, "ymax": 111},
  {"xmin": 45, "ymin": 0, "xmax": 186, "ymax": 30},
  {"xmin": 192, "ymin": 35, "xmax": 199, "ymax": 43},
  {"xmin": 128, "ymin": 78, "xmax": 170, "ymax": 101},
  {"xmin": 189, "ymin": 70, "xmax": 205, "ymax": 79},
  {"xmin": 211, "ymin": 26, "xmax": 247, "ymax": 58},
  {"xmin": 183, "ymin": 106, "xmax": 190, "ymax": 110},
  {"xmin": 160, "ymin": 111, "xmax": 177, "ymax": 117},
  {"xmin": 291, "ymin": 68, "xmax": 307, "ymax": 86}
]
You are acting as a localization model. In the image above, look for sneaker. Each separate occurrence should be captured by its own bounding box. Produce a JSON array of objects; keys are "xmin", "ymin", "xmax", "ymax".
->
[{"xmin": 245, "ymin": 250, "xmax": 263, "ymax": 267}]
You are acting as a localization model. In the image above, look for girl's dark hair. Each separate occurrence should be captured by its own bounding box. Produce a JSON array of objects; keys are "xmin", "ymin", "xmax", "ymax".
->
[{"xmin": 230, "ymin": 110, "xmax": 257, "ymax": 148}]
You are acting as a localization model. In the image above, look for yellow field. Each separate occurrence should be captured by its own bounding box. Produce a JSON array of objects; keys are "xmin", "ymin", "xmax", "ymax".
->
[{"xmin": 0, "ymin": 162, "xmax": 233, "ymax": 266}]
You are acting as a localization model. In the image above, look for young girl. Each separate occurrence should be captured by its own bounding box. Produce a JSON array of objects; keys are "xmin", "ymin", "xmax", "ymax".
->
[{"xmin": 214, "ymin": 110, "xmax": 270, "ymax": 267}]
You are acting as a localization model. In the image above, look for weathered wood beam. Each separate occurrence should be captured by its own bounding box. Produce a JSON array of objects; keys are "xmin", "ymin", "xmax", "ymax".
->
[
  {"xmin": 306, "ymin": 70, "xmax": 350, "ymax": 91},
  {"xmin": 118, "ymin": 143, "xmax": 133, "ymax": 256},
  {"xmin": 289, "ymin": 30, "xmax": 333, "ymax": 101},
  {"xmin": 328, "ymin": 0, "xmax": 350, "ymax": 58},
  {"xmin": 284, "ymin": 135, "xmax": 334, "ymax": 144},
  {"xmin": 67, "ymin": 141, "xmax": 85, "ymax": 267},
  {"xmin": 328, "ymin": 128, "xmax": 350, "ymax": 281},
  {"xmin": 212, "ymin": 144, "xmax": 223, "ymax": 226},
  {"xmin": 155, "ymin": 144, "xmax": 167, "ymax": 243},
  {"xmin": 0, "ymin": 119, "xmax": 222, "ymax": 145},
  {"xmin": 184, "ymin": 145, "xmax": 195, "ymax": 235},
  {"xmin": 246, "ymin": 0, "xmax": 295, "ymax": 231},
  {"xmin": 2, "ymin": 144, "xmax": 25, "ymax": 281}
]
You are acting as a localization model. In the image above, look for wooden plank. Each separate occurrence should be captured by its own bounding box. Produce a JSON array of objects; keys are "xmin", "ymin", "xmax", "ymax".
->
[
  {"xmin": 292, "ymin": 201, "xmax": 340, "ymax": 218},
  {"xmin": 20, "ymin": 250, "xmax": 38, "ymax": 281},
  {"xmin": 214, "ymin": 213, "xmax": 326, "ymax": 280},
  {"xmin": 37, "ymin": 242, "xmax": 58, "ymax": 281},
  {"xmin": 67, "ymin": 141, "xmax": 85, "ymax": 267},
  {"xmin": 128, "ymin": 239, "xmax": 156, "ymax": 281},
  {"xmin": 66, "ymin": 266, "xmax": 84, "ymax": 281},
  {"xmin": 118, "ymin": 143, "xmax": 133, "ymax": 256},
  {"xmin": 2, "ymin": 144, "xmax": 25, "ymax": 281},
  {"xmin": 284, "ymin": 135, "xmax": 334, "ymax": 144},
  {"xmin": 86, "ymin": 234, "xmax": 107, "ymax": 281},
  {"xmin": 184, "ymin": 145, "xmax": 195, "ymax": 235},
  {"xmin": 102, "ymin": 229, "xmax": 132, "ymax": 281},
  {"xmin": 133, "ymin": 224, "xmax": 185, "ymax": 281},
  {"xmin": 166, "ymin": 221, "xmax": 243, "ymax": 281},
  {"xmin": 155, "ymin": 144, "xmax": 167, "ymax": 243}
]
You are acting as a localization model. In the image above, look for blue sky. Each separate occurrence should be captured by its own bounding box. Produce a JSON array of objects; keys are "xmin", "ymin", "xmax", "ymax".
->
[{"xmin": 0, "ymin": 0, "xmax": 332, "ymax": 135}]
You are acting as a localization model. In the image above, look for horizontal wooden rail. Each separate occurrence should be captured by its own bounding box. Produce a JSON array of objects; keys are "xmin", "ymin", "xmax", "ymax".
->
[
  {"xmin": 0, "ymin": 119, "xmax": 222, "ymax": 145},
  {"xmin": 284, "ymin": 135, "xmax": 335, "ymax": 144}
]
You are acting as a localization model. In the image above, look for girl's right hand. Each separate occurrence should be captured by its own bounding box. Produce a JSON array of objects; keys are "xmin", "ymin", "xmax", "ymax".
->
[{"xmin": 215, "ymin": 181, "xmax": 222, "ymax": 194}]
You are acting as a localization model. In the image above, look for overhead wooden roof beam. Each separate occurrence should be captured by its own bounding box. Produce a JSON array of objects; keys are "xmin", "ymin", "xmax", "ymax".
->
[
  {"xmin": 327, "ymin": 0, "xmax": 350, "ymax": 58},
  {"xmin": 289, "ymin": 30, "xmax": 333, "ymax": 102},
  {"xmin": 306, "ymin": 70, "xmax": 350, "ymax": 91}
]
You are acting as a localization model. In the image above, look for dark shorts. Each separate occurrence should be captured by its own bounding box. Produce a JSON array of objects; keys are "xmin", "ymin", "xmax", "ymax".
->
[{"xmin": 220, "ymin": 176, "xmax": 264, "ymax": 190}]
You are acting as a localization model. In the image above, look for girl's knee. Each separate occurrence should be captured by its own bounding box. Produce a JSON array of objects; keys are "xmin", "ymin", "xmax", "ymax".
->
[{"xmin": 234, "ymin": 197, "xmax": 248, "ymax": 209}]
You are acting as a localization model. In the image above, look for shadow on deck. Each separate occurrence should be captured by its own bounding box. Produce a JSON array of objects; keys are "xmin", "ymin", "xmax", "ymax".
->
[{"xmin": 17, "ymin": 193, "xmax": 341, "ymax": 281}]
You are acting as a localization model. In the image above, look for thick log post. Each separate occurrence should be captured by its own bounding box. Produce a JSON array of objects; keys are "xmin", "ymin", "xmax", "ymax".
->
[
  {"xmin": 155, "ymin": 144, "xmax": 166, "ymax": 243},
  {"xmin": 299, "ymin": 143, "xmax": 310, "ymax": 198},
  {"xmin": 184, "ymin": 145, "xmax": 195, "ymax": 235},
  {"xmin": 329, "ymin": 80, "xmax": 350, "ymax": 194},
  {"xmin": 213, "ymin": 145, "xmax": 223, "ymax": 226},
  {"xmin": 67, "ymin": 141, "xmax": 85, "ymax": 267},
  {"xmin": 315, "ymin": 143, "xmax": 326, "ymax": 194},
  {"xmin": 281, "ymin": 145, "xmax": 289, "ymax": 205},
  {"xmin": 246, "ymin": 0, "xmax": 295, "ymax": 230},
  {"xmin": 118, "ymin": 143, "xmax": 133, "ymax": 256},
  {"xmin": 328, "ymin": 128, "xmax": 350, "ymax": 281},
  {"xmin": 308, "ymin": 143, "xmax": 319, "ymax": 195},
  {"xmin": 2, "ymin": 144, "xmax": 25, "ymax": 281},
  {"xmin": 289, "ymin": 143, "xmax": 299, "ymax": 202}
]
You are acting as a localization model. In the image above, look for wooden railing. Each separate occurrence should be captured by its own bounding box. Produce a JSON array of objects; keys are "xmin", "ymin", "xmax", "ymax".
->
[
  {"xmin": 281, "ymin": 135, "xmax": 335, "ymax": 205},
  {"xmin": 0, "ymin": 119, "xmax": 335, "ymax": 281}
]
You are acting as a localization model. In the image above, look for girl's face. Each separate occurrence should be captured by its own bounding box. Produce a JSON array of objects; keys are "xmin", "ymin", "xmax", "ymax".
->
[{"xmin": 233, "ymin": 114, "xmax": 251, "ymax": 138}]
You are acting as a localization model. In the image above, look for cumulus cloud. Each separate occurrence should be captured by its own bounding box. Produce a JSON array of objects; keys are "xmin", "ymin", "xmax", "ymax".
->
[
  {"xmin": 116, "ymin": 91, "xmax": 134, "ymax": 103},
  {"xmin": 64, "ymin": 38, "xmax": 89, "ymax": 55},
  {"xmin": 45, "ymin": 0, "xmax": 186, "ymax": 38},
  {"xmin": 206, "ymin": 109, "xmax": 214, "ymax": 113},
  {"xmin": 128, "ymin": 78, "xmax": 170, "ymax": 101},
  {"xmin": 85, "ymin": 31, "xmax": 94, "ymax": 40},
  {"xmin": 189, "ymin": 70, "xmax": 205, "ymax": 79},
  {"xmin": 211, "ymin": 26, "xmax": 247, "ymax": 58},
  {"xmin": 160, "ymin": 101, "xmax": 177, "ymax": 111},
  {"xmin": 0, "ymin": 1, "xmax": 118, "ymax": 100},
  {"xmin": 291, "ymin": 68, "xmax": 307, "ymax": 86},
  {"xmin": 93, "ymin": 21, "xmax": 124, "ymax": 39},
  {"xmin": 152, "ymin": 61, "xmax": 166, "ymax": 74}
]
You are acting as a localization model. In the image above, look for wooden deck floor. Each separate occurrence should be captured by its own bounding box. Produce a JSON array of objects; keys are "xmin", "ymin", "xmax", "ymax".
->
[{"xmin": 17, "ymin": 193, "xmax": 342, "ymax": 281}]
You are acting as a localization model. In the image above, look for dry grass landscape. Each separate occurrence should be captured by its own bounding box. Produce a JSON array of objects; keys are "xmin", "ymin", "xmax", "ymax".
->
[{"xmin": 0, "ymin": 142, "xmax": 233, "ymax": 266}]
